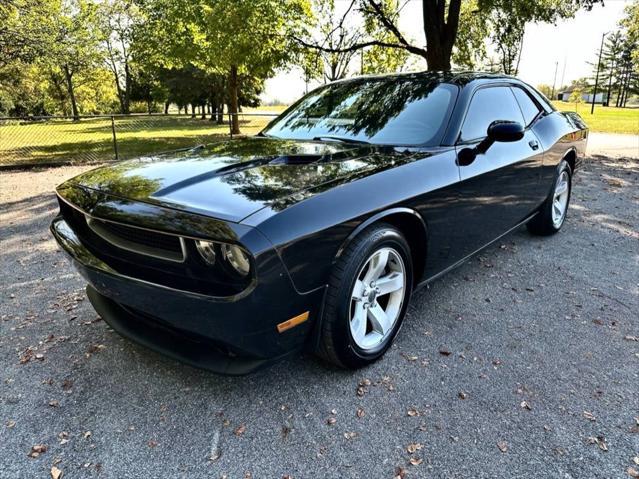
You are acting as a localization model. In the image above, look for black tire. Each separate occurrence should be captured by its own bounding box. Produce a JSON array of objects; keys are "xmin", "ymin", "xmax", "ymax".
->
[
  {"xmin": 527, "ymin": 160, "xmax": 572, "ymax": 236},
  {"xmin": 316, "ymin": 223, "xmax": 413, "ymax": 369}
]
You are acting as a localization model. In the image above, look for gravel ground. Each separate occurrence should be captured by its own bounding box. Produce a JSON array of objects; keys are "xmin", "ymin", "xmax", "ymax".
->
[{"xmin": 1, "ymin": 154, "xmax": 638, "ymax": 479}]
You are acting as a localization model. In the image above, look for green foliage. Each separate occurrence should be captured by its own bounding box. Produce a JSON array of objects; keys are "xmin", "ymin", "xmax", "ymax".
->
[
  {"xmin": 569, "ymin": 87, "xmax": 583, "ymax": 104},
  {"xmin": 361, "ymin": 0, "xmax": 409, "ymax": 74},
  {"xmin": 453, "ymin": 0, "xmax": 489, "ymax": 69}
]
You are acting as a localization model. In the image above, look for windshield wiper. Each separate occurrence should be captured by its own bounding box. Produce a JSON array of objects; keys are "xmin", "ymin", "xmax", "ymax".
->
[{"xmin": 313, "ymin": 136, "xmax": 370, "ymax": 145}]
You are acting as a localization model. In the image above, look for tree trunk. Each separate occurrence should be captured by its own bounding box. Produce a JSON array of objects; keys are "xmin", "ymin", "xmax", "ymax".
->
[
  {"xmin": 422, "ymin": 0, "xmax": 461, "ymax": 71},
  {"xmin": 217, "ymin": 103, "xmax": 225, "ymax": 124},
  {"xmin": 191, "ymin": 104, "xmax": 196, "ymax": 118},
  {"xmin": 228, "ymin": 65, "xmax": 240, "ymax": 135},
  {"xmin": 201, "ymin": 102, "xmax": 206, "ymax": 120},
  {"xmin": 63, "ymin": 64, "xmax": 80, "ymax": 121},
  {"xmin": 164, "ymin": 101, "xmax": 169, "ymax": 114},
  {"xmin": 123, "ymin": 62, "xmax": 131, "ymax": 114}
]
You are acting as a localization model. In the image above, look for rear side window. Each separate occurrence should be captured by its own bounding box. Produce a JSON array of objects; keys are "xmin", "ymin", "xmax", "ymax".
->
[
  {"xmin": 511, "ymin": 87, "xmax": 542, "ymax": 126},
  {"xmin": 460, "ymin": 87, "xmax": 525, "ymax": 142}
]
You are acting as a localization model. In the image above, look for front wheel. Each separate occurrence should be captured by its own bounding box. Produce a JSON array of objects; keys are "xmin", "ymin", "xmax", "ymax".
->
[
  {"xmin": 316, "ymin": 223, "xmax": 413, "ymax": 369},
  {"xmin": 527, "ymin": 160, "xmax": 572, "ymax": 236}
]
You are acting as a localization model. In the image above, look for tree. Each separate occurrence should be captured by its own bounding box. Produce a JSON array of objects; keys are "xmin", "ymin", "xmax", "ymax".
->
[
  {"xmin": 47, "ymin": 0, "xmax": 105, "ymax": 120},
  {"xmin": 568, "ymin": 87, "xmax": 583, "ymax": 105},
  {"xmin": 0, "ymin": 0, "xmax": 57, "ymax": 69},
  {"xmin": 360, "ymin": 0, "xmax": 409, "ymax": 74},
  {"xmin": 299, "ymin": 0, "xmax": 603, "ymax": 71},
  {"xmin": 141, "ymin": 0, "xmax": 310, "ymax": 134},
  {"xmin": 452, "ymin": 0, "xmax": 489, "ymax": 69},
  {"xmin": 99, "ymin": 0, "xmax": 144, "ymax": 114}
]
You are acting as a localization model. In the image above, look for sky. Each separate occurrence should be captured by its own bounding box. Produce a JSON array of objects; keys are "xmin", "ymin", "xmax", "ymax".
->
[{"xmin": 261, "ymin": 0, "xmax": 632, "ymax": 104}]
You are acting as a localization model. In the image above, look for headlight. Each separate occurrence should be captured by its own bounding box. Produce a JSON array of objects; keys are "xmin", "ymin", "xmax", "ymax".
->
[
  {"xmin": 221, "ymin": 244, "xmax": 251, "ymax": 276},
  {"xmin": 195, "ymin": 240, "xmax": 217, "ymax": 265}
]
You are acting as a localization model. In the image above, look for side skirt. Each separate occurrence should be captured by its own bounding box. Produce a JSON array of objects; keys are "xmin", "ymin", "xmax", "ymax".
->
[{"xmin": 414, "ymin": 212, "xmax": 539, "ymax": 292}]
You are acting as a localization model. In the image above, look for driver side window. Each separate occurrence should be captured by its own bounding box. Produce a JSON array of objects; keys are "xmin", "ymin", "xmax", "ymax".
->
[{"xmin": 460, "ymin": 87, "xmax": 526, "ymax": 142}]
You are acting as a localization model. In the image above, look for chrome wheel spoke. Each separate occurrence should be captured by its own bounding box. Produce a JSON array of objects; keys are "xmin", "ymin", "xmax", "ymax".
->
[
  {"xmin": 375, "ymin": 271, "xmax": 404, "ymax": 296},
  {"xmin": 367, "ymin": 303, "xmax": 390, "ymax": 335},
  {"xmin": 350, "ymin": 304, "xmax": 367, "ymax": 343},
  {"xmin": 555, "ymin": 180, "xmax": 568, "ymax": 196},
  {"xmin": 363, "ymin": 249, "xmax": 389, "ymax": 283},
  {"xmin": 351, "ymin": 279, "xmax": 365, "ymax": 301}
]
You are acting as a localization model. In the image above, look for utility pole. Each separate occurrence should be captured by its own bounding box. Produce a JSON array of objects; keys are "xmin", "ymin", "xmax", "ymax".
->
[
  {"xmin": 551, "ymin": 61, "xmax": 559, "ymax": 100},
  {"xmin": 591, "ymin": 31, "xmax": 608, "ymax": 114},
  {"xmin": 560, "ymin": 58, "xmax": 567, "ymax": 92}
]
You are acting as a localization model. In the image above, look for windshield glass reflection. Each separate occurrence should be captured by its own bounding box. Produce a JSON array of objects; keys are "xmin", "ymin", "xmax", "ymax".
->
[{"xmin": 263, "ymin": 76, "xmax": 457, "ymax": 146}]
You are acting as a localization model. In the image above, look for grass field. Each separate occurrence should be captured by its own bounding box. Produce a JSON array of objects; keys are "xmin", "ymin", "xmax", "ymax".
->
[
  {"xmin": 552, "ymin": 101, "xmax": 639, "ymax": 135},
  {"xmin": 0, "ymin": 114, "xmax": 275, "ymax": 166},
  {"xmin": 0, "ymin": 102, "xmax": 635, "ymax": 166}
]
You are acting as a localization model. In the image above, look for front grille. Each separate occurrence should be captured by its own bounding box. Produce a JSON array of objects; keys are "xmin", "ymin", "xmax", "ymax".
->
[
  {"xmin": 57, "ymin": 197, "xmax": 252, "ymax": 296},
  {"xmin": 86, "ymin": 218, "xmax": 184, "ymax": 262}
]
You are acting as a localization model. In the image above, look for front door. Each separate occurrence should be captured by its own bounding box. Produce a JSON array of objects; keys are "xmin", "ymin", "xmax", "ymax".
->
[{"xmin": 452, "ymin": 85, "xmax": 545, "ymax": 261}]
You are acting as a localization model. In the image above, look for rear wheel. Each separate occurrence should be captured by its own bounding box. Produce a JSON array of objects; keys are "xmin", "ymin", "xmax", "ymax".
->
[
  {"xmin": 527, "ymin": 160, "xmax": 572, "ymax": 236},
  {"xmin": 316, "ymin": 223, "xmax": 413, "ymax": 369}
]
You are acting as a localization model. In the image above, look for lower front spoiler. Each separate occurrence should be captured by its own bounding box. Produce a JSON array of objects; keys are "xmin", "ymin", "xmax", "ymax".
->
[{"xmin": 86, "ymin": 286, "xmax": 289, "ymax": 375}]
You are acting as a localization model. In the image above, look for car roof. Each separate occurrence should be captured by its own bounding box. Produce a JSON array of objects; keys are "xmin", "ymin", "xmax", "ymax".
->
[{"xmin": 332, "ymin": 70, "xmax": 521, "ymax": 87}]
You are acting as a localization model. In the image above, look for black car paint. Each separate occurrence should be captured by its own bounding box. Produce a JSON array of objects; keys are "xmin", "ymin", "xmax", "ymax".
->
[{"xmin": 51, "ymin": 72, "xmax": 588, "ymax": 374}]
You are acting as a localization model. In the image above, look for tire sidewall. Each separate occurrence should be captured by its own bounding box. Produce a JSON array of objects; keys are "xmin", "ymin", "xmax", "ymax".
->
[{"xmin": 332, "ymin": 227, "xmax": 413, "ymax": 365}]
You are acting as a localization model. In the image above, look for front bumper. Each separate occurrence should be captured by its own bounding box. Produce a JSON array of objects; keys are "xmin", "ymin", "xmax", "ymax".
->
[{"xmin": 51, "ymin": 216, "xmax": 325, "ymax": 375}]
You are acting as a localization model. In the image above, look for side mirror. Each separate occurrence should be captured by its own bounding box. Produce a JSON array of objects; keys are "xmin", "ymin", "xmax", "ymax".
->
[
  {"xmin": 457, "ymin": 120, "xmax": 524, "ymax": 166},
  {"xmin": 487, "ymin": 120, "xmax": 524, "ymax": 143}
]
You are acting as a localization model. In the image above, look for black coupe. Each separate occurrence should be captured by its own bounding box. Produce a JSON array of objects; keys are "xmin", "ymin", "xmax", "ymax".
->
[{"xmin": 51, "ymin": 72, "xmax": 588, "ymax": 374}]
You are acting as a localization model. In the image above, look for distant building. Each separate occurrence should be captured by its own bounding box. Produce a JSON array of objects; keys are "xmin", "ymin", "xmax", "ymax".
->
[{"xmin": 557, "ymin": 88, "xmax": 608, "ymax": 104}]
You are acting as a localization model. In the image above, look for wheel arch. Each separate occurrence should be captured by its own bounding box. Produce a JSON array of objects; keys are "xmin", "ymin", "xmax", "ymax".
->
[
  {"xmin": 334, "ymin": 207, "xmax": 428, "ymax": 285},
  {"xmin": 562, "ymin": 148, "xmax": 577, "ymax": 173}
]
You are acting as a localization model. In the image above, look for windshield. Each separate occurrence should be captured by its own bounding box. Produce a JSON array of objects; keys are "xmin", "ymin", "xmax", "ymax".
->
[{"xmin": 262, "ymin": 77, "xmax": 457, "ymax": 146}]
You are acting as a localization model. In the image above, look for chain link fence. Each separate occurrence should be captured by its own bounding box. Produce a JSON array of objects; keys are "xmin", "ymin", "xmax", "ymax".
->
[{"xmin": 0, "ymin": 112, "xmax": 278, "ymax": 167}]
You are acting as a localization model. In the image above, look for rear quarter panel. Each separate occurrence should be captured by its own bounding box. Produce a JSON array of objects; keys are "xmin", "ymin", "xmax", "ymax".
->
[{"xmin": 532, "ymin": 111, "xmax": 588, "ymax": 188}]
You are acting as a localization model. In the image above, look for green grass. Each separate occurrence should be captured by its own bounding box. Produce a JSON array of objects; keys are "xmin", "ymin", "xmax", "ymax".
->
[
  {"xmin": 0, "ymin": 114, "xmax": 275, "ymax": 166},
  {"xmin": 552, "ymin": 101, "xmax": 639, "ymax": 135}
]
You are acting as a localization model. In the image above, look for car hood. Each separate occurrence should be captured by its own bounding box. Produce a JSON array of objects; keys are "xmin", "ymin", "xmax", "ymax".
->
[{"xmin": 67, "ymin": 137, "xmax": 426, "ymax": 223}]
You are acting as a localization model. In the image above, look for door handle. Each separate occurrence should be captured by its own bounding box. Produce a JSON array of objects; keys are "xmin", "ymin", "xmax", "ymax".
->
[{"xmin": 528, "ymin": 140, "xmax": 539, "ymax": 151}]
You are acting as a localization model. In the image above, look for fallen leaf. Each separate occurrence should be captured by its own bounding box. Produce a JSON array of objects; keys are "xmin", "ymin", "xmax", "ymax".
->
[
  {"xmin": 583, "ymin": 411, "xmax": 596, "ymax": 422},
  {"xmin": 234, "ymin": 424, "xmax": 246, "ymax": 436},
  {"xmin": 343, "ymin": 431, "xmax": 357, "ymax": 440},
  {"xmin": 83, "ymin": 431, "xmax": 91, "ymax": 439},
  {"xmin": 147, "ymin": 440, "xmax": 158, "ymax": 448},
  {"xmin": 624, "ymin": 335, "xmax": 638, "ymax": 342},
  {"xmin": 49, "ymin": 400, "xmax": 60, "ymax": 408},
  {"xmin": 51, "ymin": 466, "xmax": 63, "ymax": 479},
  {"xmin": 628, "ymin": 467, "xmax": 639, "ymax": 478},
  {"xmin": 409, "ymin": 456, "xmax": 423, "ymax": 466},
  {"xmin": 394, "ymin": 466, "xmax": 407, "ymax": 479},
  {"xmin": 406, "ymin": 443, "xmax": 423, "ymax": 454},
  {"xmin": 407, "ymin": 407, "xmax": 419, "ymax": 417},
  {"xmin": 587, "ymin": 436, "xmax": 608, "ymax": 451},
  {"xmin": 6, "ymin": 420, "xmax": 16, "ymax": 428},
  {"xmin": 438, "ymin": 347, "xmax": 452, "ymax": 356},
  {"xmin": 458, "ymin": 391, "xmax": 468, "ymax": 400},
  {"xmin": 326, "ymin": 417, "xmax": 336, "ymax": 426},
  {"xmin": 356, "ymin": 408, "xmax": 365, "ymax": 418},
  {"xmin": 497, "ymin": 441, "xmax": 508, "ymax": 453},
  {"xmin": 28, "ymin": 444, "xmax": 47, "ymax": 458},
  {"xmin": 520, "ymin": 401, "xmax": 532, "ymax": 410},
  {"xmin": 401, "ymin": 353, "xmax": 418, "ymax": 362}
]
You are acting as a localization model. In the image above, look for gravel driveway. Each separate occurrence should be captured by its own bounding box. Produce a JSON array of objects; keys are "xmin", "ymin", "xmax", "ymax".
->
[{"xmin": 1, "ymin": 155, "xmax": 638, "ymax": 479}]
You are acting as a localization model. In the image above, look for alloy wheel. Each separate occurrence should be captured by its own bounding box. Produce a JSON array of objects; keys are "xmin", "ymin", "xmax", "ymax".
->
[
  {"xmin": 349, "ymin": 247, "xmax": 406, "ymax": 350},
  {"xmin": 551, "ymin": 170, "xmax": 570, "ymax": 228}
]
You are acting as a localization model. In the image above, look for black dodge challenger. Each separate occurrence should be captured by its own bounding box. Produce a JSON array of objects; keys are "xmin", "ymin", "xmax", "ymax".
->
[{"xmin": 51, "ymin": 72, "xmax": 588, "ymax": 374}]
